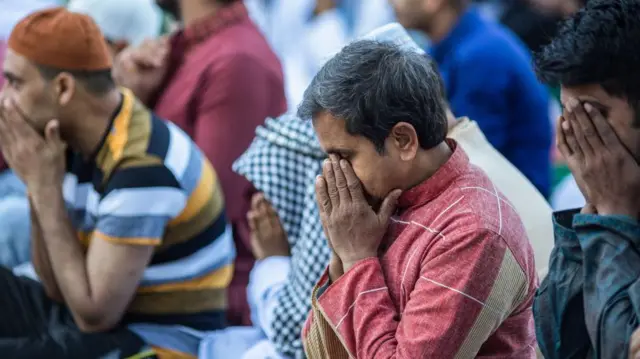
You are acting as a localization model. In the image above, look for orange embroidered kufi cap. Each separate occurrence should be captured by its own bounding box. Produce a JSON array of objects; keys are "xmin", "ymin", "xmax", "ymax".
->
[{"xmin": 8, "ymin": 7, "xmax": 112, "ymax": 71}]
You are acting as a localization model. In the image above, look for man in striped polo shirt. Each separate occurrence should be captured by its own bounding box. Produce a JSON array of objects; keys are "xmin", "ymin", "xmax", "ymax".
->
[{"xmin": 0, "ymin": 8, "xmax": 232, "ymax": 358}]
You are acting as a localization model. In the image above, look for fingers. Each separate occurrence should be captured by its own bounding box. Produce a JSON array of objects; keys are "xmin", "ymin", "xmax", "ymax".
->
[
  {"xmin": 331, "ymin": 155, "xmax": 351, "ymax": 202},
  {"xmin": 251, "ymin": 192, "xmax": 265, "ymax": 210},
  {"xmin": 117, "ymin": 40, "xmax": 166, "ymax": 72},
  {"xmin": 568, "ymin": 98, "xmax": 598, "ymax": 154},
  {"xmin": 377, "ymin": 189, "xmax": 402, "ymax": 223},
  {"xmin": 135, "ymin": 39, "xmax": 169, "ymax": 68},
  {"xmin": 315, "ymin": 175, "xmax": 332, "ymax": 215},
  {"xmin": 0, "ymin": 107, "xmax": 11, "ymax": 145},
  {"xmin": 247, "ymin": 210, "xmax": 258, "ymax": 232},
  {"xmin": 0, "ymin": 98, "xmax": 28, "ymax": 143},
  {"xmin": 131, "ymin": 51, "xmax": 162, "ymax": 69},
  {"xmin": 562, "ymin": 108, "xmax": 583, "ymax": 159},
  {"xmin": 248, "ymin": 192, "xmax": 266, "ymax": 232},
  {"xmin": 584, "ymin": 102, "xmax": 623, "ymax": 149},
  {"xmin": 339, "ymin": 159, "xmax": 367, "ymax": 202},
  {"xmin": 323, "ymin": 159, "xmax": 340, "ymax": 208},
  {"xmin": 263, "ymin": 199, "xmax": 284, "ymax": 234},
  {"xmin": 254, "ymin": 194, "xmax": 270, "ymax": 232},
  {"xmin": 556, "ymin": 116, "xmax": 572, "ymax": 158},
  {"xmin": 569, "ymin": 116, "xmax": 591, "ymax": 158}
]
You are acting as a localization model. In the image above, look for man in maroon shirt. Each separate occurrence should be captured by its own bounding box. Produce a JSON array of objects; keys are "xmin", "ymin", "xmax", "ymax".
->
[{"xmin": 113, "ymin": 0, "xmax": 287, "ymax": 325}]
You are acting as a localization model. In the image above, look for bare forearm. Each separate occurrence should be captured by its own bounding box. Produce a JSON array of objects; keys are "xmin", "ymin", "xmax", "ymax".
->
[
  {"xmin": 30, "ymin": 188, "xmax": 96, "ymax": 320},
  {"xmin": 29, "ymin": 202, "xmax": 63, "ymax": 302}
]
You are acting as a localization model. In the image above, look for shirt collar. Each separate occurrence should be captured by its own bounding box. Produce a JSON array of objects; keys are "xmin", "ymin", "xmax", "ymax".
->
[
  {"xmin": 429, "ymin": 7, "xmax": 484, "ymax": 63},
  {"xmin": 397, "ymin": 139, "xmax": 469, "ymax": 210},
  {"xmin": 94, "ymin": 88, "xmax": 134, "ymax": 167},
  {"xmin": 177, "ymin": 1, "xmax": 249, "ymax": 51},
  {"xmin": 551, "ymin": 208, "xmax": 583, "ymax": 261}
]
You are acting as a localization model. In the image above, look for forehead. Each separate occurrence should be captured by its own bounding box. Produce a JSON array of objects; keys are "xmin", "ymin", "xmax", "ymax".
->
[
  {"xmin": 560, "ymin": 83, "xmax": 625, "ymax": 109},
  {"xmin": 312, "ymin": 111, "xmax": 360, "ymax": 153},
  {"xmin": 3, "ymin": 49, "xmax": 39, "ymax": 79}
]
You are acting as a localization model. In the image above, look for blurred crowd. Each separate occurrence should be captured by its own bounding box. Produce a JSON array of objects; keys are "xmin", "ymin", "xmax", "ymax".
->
[{"xmin": 0, "ymin": 0, "xmax": 638, "ymax": 358}]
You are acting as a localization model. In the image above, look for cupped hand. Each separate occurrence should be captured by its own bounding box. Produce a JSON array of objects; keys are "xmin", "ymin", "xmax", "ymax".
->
[
  {"xmin": 558, "ymin": 98, "xmax": 640, "ymax": 218},
  {"xmin": 247, "ymin": 192, "xmax": 290, "ymax": 260},
  {"xmin": 112, "ymin": 37, "xmax": 171, "ymax": 104},
  {"xmin": 315, "ymin": 155, "xmax": 401, "ymax": 273}
]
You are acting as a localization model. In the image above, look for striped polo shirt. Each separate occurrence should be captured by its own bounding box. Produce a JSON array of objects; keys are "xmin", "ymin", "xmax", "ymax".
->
[{"xmin": 63, "ymin": 88, "xmax": 234, "ymax": 331}]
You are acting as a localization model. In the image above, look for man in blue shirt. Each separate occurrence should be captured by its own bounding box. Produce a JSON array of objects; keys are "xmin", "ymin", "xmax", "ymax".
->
[{"xmin": 390, "ymin": 0, "xmax": 552, "ymax": 197}]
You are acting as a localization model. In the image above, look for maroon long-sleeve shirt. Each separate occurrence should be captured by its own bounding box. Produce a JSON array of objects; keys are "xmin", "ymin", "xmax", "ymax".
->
[
  {"xmin": 303, "ymin": 141, "xmax": 538, "ymax": 358},
  {"xmin": 151, "ymin": 2, "xmax": 287, "ymax": 325}
]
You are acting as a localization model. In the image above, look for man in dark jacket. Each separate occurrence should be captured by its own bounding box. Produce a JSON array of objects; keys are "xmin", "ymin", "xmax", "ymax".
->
[{"xmin": 533, "ymin": 1, "xmax": 640, "ymax": 358}]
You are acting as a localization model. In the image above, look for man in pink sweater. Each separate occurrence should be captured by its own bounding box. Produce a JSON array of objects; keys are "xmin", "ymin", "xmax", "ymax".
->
[{"xmin": 298, "ymin": 40, "xmax": 537, "ymax": 358}]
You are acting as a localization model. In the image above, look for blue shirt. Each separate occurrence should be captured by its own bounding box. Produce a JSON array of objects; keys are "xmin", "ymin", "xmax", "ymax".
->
[{"xmin": 430, "ymin": 8, "xmax": 552, "ymax": 198}]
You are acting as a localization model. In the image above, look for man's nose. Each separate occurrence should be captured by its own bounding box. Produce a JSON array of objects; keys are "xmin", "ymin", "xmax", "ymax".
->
[{"xmin": 0, "ymin": 90, "xmax": 13, "ymax": 112}]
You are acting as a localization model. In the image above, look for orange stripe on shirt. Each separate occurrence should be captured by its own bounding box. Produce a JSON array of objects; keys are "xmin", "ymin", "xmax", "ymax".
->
[
  {"xmin": 92, "ymin": 231, "xmax": 162, "ymax": 246},
  {"xmin": 170, "ymin": 159, "xmax": 217, "ymax": 225},
  {"xmin": 137, "ymin": 264, "xmax": 234, "ymax": 293},
  {"xmin": 151, "ymin": 347, "xmax": 197, "ymax": 359}
]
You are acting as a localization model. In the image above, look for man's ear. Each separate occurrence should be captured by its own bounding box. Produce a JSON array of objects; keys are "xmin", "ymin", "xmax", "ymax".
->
[
  {"xmin": 389, "ymin": 122, "xmax": 419, "ymax": 161},
  {"xmin": 54, "ymin": 72, "xmax": 75, "ymax": 107}
]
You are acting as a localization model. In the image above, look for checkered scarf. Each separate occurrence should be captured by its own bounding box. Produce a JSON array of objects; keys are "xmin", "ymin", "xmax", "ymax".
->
[{"xmin": 232, "ymin": 113, "xmax": 330, "ymax": 358}]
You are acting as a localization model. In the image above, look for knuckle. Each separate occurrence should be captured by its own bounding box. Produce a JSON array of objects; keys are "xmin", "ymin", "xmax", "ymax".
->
[
  {"xmin": 348, "ymin": 182, "xmax": 361, "ymax": 191},
  {"xmin": 336, "ymin": 181, "xmax": 348, "ymax": 189},
  {"xmin": 322, "ymin": 198, "xmax": 331, "ymax": 208}
]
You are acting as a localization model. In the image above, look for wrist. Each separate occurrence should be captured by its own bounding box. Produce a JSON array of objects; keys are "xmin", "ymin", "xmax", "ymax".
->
[
  {"xmin": 28, "ymin": 176, "xmax": 63, "ymax": 196},
  {"xmin": 329, "ymin": 255, "xmax": 343, "ymax": 282},
  {"xmin": 259, "ymin": 252, "xmax": 291, "ymax": 261},
  {"xmin": 342, "ymin": 254, "xmax": 377, "ymax": 273},
  {"xmin": 30, "ymin": 186, "xmax": 64, "ymax": 213}
]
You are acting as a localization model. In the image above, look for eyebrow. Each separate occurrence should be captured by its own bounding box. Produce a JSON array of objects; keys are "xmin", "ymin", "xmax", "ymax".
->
[
  {"xmin": 325, "ymin": 148, "xmax": 354, "ymax": 158},
  {"xmin": 2, "ymin": 71, "xmax": 23, "ymax": 84}
]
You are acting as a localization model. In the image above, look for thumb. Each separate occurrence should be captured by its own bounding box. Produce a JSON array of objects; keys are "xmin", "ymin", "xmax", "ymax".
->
[
  {"xmin": 378, "ymin": 189, "xmax": 402, "ymax": 223},
  {"xmin": 44, "ymin": 120, "xmax": 63, "ymax": 145}
]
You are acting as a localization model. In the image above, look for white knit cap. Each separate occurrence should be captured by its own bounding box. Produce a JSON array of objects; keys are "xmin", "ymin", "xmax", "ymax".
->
[
  {"xmin": 359, "ymin": 22, "xmax": 425, "ymax": 55},
  {"xmin": 319, "ymin": 22, "xmax": 425, "ymax": 67},
  {"xmin": 67, "ymin": 0, "xmax": 162, "ymax": 46}
]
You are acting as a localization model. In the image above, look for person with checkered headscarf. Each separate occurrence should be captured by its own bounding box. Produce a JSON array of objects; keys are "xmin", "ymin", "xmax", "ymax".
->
[{"xmin": 197, "ymin": 112, "xmax": 327, "ymax": 359}]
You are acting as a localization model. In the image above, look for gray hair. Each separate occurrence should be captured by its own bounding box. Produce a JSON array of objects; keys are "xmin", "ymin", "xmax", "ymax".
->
[{"xmin": 297, "ymin": 40, "xmax": 448, "ymax": 152}]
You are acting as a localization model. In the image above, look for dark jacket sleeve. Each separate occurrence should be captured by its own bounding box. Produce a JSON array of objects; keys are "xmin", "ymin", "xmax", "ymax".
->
[
  {"xmin": 574, "ymin": 214, "xmax": 640, "ymax": 358},
  {"xmin": 533, "ymin": 209, "xmax": 592, "ymax": 359}
]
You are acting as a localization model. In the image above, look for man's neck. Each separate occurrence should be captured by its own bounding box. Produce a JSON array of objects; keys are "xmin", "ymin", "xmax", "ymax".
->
[
  {"xmin": 405, "ymin": 142, "xmax": 453, "ymax": 190},
  {"xmin": 180, "ymin": 0, "xmax": 220, "ymax": 27},
  {"xmin": 63, "ymin": 90, "xmax": 122, "ymax": 159},
  {"xmin": 420, "ymin": 7, "xmax": 461, "ymax": 44}
]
